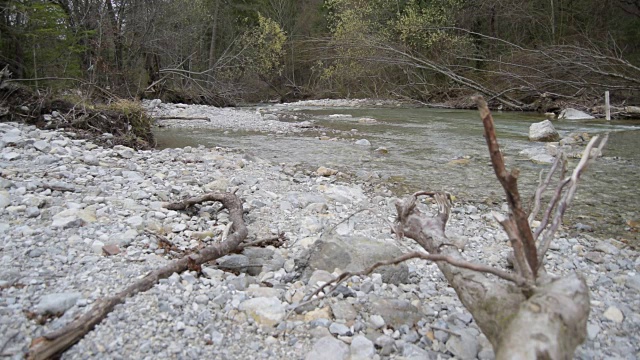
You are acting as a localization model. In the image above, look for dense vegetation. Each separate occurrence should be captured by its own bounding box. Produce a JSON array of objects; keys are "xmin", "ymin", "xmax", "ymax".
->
[{"xmin": 2, "ymin": 0, "xmax": 640, "ymax": 109}]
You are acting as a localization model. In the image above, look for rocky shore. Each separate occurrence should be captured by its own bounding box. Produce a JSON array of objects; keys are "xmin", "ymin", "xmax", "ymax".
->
[{"xmin": 0, "ymin": 113, "xmax": 638, "ymax": 359}]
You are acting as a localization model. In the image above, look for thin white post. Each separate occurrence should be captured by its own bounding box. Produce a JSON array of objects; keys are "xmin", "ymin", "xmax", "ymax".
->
[{"xmin": 605, "ymin": 91, "xmax": 611, "ymax": 121}]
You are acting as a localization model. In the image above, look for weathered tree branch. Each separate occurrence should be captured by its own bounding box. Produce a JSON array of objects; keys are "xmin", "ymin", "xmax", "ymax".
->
[
  {"xmin": 537, "ymin": 135, "xmax": 608, "ymax": 263},
  {"xmin": 28, "ymin": 192, "xmax": 248, "ymax": 360},
  {"xmin": 473, "ymin": 95, "xmax": 538, "ymax": 275}
]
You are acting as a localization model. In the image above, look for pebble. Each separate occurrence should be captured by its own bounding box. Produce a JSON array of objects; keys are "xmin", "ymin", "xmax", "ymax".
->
[{"xmin": 603, "ymin": 306, "xmax": 624, "ymax": 323}]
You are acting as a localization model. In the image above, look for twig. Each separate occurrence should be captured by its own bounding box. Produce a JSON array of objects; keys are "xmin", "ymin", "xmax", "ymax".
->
[
  {"xmin": 537, "ymin": 135, "xmax": 608, "ymax": 263},
  {"xmin": 529, "ymin": 154, "xmax": 564, "ymax": 224},
  {"xmin": 533, "ymin": 158, "xmax": 569, "ymax": 242},
  {"xmin": 299, "ymin": 251, "xmax": 527, "ymax": 306}
]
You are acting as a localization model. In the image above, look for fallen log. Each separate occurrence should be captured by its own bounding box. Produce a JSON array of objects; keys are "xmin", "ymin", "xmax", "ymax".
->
[
  {"xmin": 28, "ymin": 192, "xmax": 247, "ymax": 360},
  {"xmin": 154, "ymin": 116, "xmax": 210, "ymax": 121}
]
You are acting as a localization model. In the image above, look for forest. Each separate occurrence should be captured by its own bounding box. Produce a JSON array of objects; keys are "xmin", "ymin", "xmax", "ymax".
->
[{"xmin": 2, "ymin": 0, "xmax": 640, "ymax": 109}]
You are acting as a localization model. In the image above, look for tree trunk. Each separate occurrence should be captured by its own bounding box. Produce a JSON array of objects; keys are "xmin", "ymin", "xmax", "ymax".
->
[{"xmin": 208, "ymin": 0, "xmax": 221, "ymax": 70}]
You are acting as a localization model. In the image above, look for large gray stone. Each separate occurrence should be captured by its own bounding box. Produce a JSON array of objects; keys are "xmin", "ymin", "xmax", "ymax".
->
[
  {"xmin": 305, "ymin": 336, "xmax": 349, "ymax": 360},
  {"xmin": 558, "ymin": 108, "xmax": 595, "ymax": 120},
  {"xmin": 529, "ymin": 120, "xmax": 560, "ymax": 142},
  {"xmin": 36, "ymin": 292, "xmax": 82, "ymax": 315},
  {"xmin": 370, "ymin": 298, "xmax": 422, "ymax": 328},
  {"xmin": 302, "ymin": 235, "xmax": 409, "ymax": 285},
  {"xmin": 350, "ymin": 335, "xmax": 375, "ymax": 360},
  {"xmin": 446, "ymin": 329, "xmax": 480, "ymax": 360},
  {"xmin": 0, "ymin": 192, "xmax": 10, "ymax": 208}
]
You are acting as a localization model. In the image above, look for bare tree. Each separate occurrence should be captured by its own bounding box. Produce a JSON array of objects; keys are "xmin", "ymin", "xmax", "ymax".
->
[{"xmin": 307, "ymin": 96, "xmax": 607, "ymax": 359}]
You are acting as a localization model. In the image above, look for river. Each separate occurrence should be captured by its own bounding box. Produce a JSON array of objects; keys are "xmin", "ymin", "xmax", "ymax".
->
[{"xmin": 155, "ymin": 105, "xmax": 640, "ymax": 246}]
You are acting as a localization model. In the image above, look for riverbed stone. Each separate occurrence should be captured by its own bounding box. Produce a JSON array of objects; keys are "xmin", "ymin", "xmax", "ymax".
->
[
  {"xmin": 603, "ymin": 306, "xmax": 624, "ymax": 323},
  {"xmin": 558, "ymin": 108, "xmax": 595, "ymax": 120},
  {"xmin": 239, "ymin": 297, "xmax": 286, "ymax": 326},
  {"xmin": 370, "ymin": 299, "xmax": 422, "ymax": 328},
  {"xmin": 317, "ymin": 166, "xmax": 338, "ymax": 177},
  {"xmin": 529, "ymin": 120, "xmax": 560, "ymax": 142},
  {"xmin": 36, "ymin": 292, "xmax": 82, "ymax": 315},
  {"xmin": 306, "ymin": 336, "xmax": 349, "ymax": 360},
  {"xmin": 446, "ymin": 329, "xmax": 480, "ymax": 360},
  {"xmin": 302, "ymin": 235, "xmax": 409, "ymax": 285},
  {"xmin": 0, "ymin": 192, "xmax": 10, "ymax": 208},
  {"xmin": 350, "ymin": 335, "xmax": 375, "ymax": 360}
]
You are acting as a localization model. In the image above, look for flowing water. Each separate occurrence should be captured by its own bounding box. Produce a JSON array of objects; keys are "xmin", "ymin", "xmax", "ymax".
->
[{"xmin": 155, "ymin": 106, "xmax": 640, "ymax": 246}]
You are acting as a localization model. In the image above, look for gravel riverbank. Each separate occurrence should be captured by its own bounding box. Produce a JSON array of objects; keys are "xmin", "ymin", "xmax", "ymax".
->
[{"xmin": 0, "ymin": 108, "xmax": 638, "ymax": 360}]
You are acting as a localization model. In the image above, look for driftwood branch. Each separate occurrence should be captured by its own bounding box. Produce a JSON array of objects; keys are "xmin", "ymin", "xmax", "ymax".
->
[
  {"xmin": 154, "ymin": 116, "xmax": 210, "ymax": 121},
  {"xmin": 387, "ymin": 97, "xmax": 594, "ymax": 358},
  {"xmin": 473, "ymin": 95, "xmax": 538, "ymax": 275},
  {"xmin": 536, "ymin": 135, "xmax": 608, "ymax": 263},
  {"xmin": 28, "ymin": 192, "xmax": 248, "ymax": 360}
]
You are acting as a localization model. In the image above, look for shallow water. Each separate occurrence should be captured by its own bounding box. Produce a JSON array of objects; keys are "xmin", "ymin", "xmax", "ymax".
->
[{"xmin": 155, "ymin": 106, "xmax": 640, "ymax": 245}]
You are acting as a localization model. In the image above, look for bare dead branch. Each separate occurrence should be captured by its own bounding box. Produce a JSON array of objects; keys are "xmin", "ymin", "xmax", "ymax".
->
[
  {"xmin": 154, "ymin": 116, "xmax": 211, "ymax": 121},
  {"xmin": 529, "ymin": 154, "xmax": 565, "ymax": 224},
  {"xmin": 28, "ymin": 192, "xmax": 248, "ymax": 360},
  {"xmin": 537, "ymin": 136, "xmax": 608, "ymax": 263},
  {"xmin": 473, "ymin": 96, "xmax": 538, "ymax": 275},
  {"xmin": 298, "ymin": 250, "xmax": 528, "ymax": 308}
]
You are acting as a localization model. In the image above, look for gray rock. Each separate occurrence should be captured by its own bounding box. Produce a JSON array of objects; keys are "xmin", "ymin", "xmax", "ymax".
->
[
  {"xmin": 122, "ymin": 171, "xmax": 144, "ymax": 181},
  {"xmin": 35, "ymin": 154, "xmax": 61, "ymax": 165},
  {"xmin": 369, "ymin": 314, "xmax": 385, "ymax": 329},
  {"xmin": 217, "ymin": 254, "xmax": 250, "ymax": 273},
  {"xmin": 33, "ymin": 140, "xmax": 51, "ymax": 152},
  {"xmin": 330, "ymin": 302, "xmax": 357, "ymax": 321},
  {"xmin": 446, "ymin": 329, "xmax": 479, "ymax": 360},
  {"xmin": 46, "ymin": 181, "xmax": 76, "ymax": 192},
  {"xmin": 329, "ymin": 322, "xmax": 351, "ymax": 336},
  {"xmin": 0, "ymin": 192, "xmax": 9, "ymax": 208},
  {"xmin": 25, "ymin": 206, "xmax": 41, "ymax": 218},
  {"xmin": 37, "ymin": 292, "xmax": 82, "ymax": 315},
  {"xmin": 529, "ymin": 120, "xmax": 560, "ymax": 142},
  {"xmin": 322, "ymin": 184, "xmax": 366, "ymax": 204},
  {"xmin": 402, "ymin": 343, "xmax": 431, "ymax": 359},
  {"xmin": 370, "ymin": 299, "xmax": 422, "ymax": 328},
  {"xmin": 558, "ymin": 108, "xmax": 595, "ymax": 120},
  {"xmin": 587, "ymin": 323, "xmax": 601, "ymax": 340},
  {"xmin": 83, "ymin": 154, "xmax": 100, "ymax": 165},
  {"xmin": 172, "ymin": 223, "xmax": 187, "ymax": 232},
  {"xmin": 594, "ymin": 241, "xmax": 620, "ymax": 255},
  {"xmin": 114, "ymin": 145, "xmax": 135, "ymax": 158},
  {"xmin": 3, "ymin": 152, "xmax": 21, "ymax": 161},
  {"xmin": 603, "ymin": 306, "xmax": 624, "ymax": 323},
  {"xmin": 239, "ymin": 297, "xmax": 286, "ymax": 326},
  {"xmin": 302, "ymin": 235, "xmax": 409, "ymax": 285},
  {"xmin": 625, "ymin": 274, "xmax": 640, "ymax": 292},
  {"xmin": 51, "ymin": 215, "xmax": 85, "ymax": 229},
  {"xmin": 530, "ymin": 154, "xmax": 555, "ymax": 164},
  {"xmin": 305, "ymin": 336, "xmax": 349, "ymax": 360},
  {"xmin": 126, "ymin": 215, "xmax": 145, "ymax": 229},
  {"xmin": 350, "ymin": 335, "xmax": 375, "ymax": 360},
  {"xmin": 355, "ymin": 139, "xmax": 371, "ymax": 146}
]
